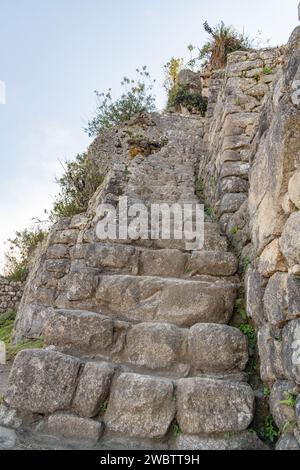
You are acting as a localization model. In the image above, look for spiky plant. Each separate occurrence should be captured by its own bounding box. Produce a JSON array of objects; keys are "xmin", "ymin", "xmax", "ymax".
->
[{"xmin": 201, "ymin": 21, "xmax": 251, "ymax": 69}]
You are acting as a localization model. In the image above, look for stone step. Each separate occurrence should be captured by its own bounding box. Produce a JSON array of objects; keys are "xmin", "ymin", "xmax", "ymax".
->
[
  {"xmin": 55, "ymin": 274, "xmax": 237, "ymax": 327},
  {"xmin": 5, "ymin": 350, "xmax": 254, "ymax": 441},
  {"xmin": 82, "ymin": 222, "xmax": 228, "ymax": 252},
  {"xmin": 43, "ymin": 309, "xmax": 248, "ymax": 376},
  {"xmin": 75, "ymin": 243, "xmax": 238, "ymax": 279}
]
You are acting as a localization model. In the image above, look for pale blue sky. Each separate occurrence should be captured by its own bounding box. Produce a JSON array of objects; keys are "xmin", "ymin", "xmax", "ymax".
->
[{"xmin": 0, "ymin": 0, "xmax": 298, "ymax": 271}]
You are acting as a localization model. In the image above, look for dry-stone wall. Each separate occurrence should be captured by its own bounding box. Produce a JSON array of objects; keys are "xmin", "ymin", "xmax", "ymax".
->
[
  {"xmin": 245, "ymin": 26, "xmax": 300, "ymax": 450},
  {"xmin": 2, "ymin": 25, "xmax": 300, "ymax": 452},
  {"xmin": 199, "ymin": 47, "xmax": 284, "ymax": 253},
  {"xmin": 0, "ymin": 277, "xmax": 23, "ymax": 314}
]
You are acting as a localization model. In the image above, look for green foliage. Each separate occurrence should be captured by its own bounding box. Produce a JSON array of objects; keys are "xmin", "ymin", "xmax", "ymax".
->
[
  {"xmin": 239, "ymin": 323, "xmax": 257, "ymax": 349},
  {"xmin": 188, "ymin": 21, "xmax": 252, "ymax": 70},
  {"xmin": 280, "ymin": 392, "xmax": 297, "ymax": 408},
  {"xmin": 171, "ymin": 422, "xmax": 182, "ymax": 438},
  {"xmin": 99, "ymin": 400, "xmax": 108, "ymax": 413},
  {"xmin": 263, "ymin": 386, "xmax": 271, "ymax": 398},
  {"xmin": 163, "ymin": 58, "xmax": 183, "ymax": 92},
  {"xmin": 86, "ymin": 67, "xmax": 156, "ymax": 137},
  {"xmin": 4, "ymin": 228, "xmax": 47, "ymax": 282},
  {"xmin": 261, "ymin": 415, "xmax": 279, "ymax": 443},
  {"xmin": 0, "ymin": 309, "xmax": 44, "ymax": 361},
  {"xmin": 0, "ymin": 394, "xmax": 4, "ymax": 405},
  {"xmin": 282, "ymin": 420, "xmax": 296, "ymax": 434},
  {"xmin": 51, "ymin": 153, "xmax": 105, "ymax": 220},
  {"xmin": 235, "ymin": 298, "xmax": 247, "ymax": 321},
  {"xmin": 167, "ymin": 85, "xmax": 207, "ymax": 116},
  {"xmin": 242, "ymin": 256, "xmax": 251, "ymax": 273},
  {"xmin": 263, "ymin": 66, "xmax": 273, "ymax": 75}
]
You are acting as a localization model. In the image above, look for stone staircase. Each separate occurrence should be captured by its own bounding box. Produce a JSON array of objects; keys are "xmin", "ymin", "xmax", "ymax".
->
[{"xmin": 2, "ymin": 113, "xmax": 265, "ymax": 449}]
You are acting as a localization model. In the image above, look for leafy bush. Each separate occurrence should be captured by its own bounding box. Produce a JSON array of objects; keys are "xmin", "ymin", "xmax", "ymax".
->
[
  {"xmin": 163, "ymin": 58, "xmax": 183, "ymax": 92},
  {"xmin": 4, "ymin": 228, "xmax": 47, "ymax": 282},
  {"xmin": 86, "ymin": 67, "xmax": 156, "ymax": 137},
  {"xmin": 167, "ymin": 85, "xmax": 207, "ymax": 116},
  {"xmin": 51, "ymin": 153, "xmax": 105, "ymax": 219},
  {"xmin": 188, "ymin": 21, "xmax": 252, "ymax": 70}
]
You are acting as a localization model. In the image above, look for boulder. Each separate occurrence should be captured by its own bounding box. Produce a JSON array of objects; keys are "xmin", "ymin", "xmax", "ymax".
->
[
  {"xmin": 188, "ymin": 324, "xmax": 248, "ymax": 372},
  {"xmin": 73, "ymin": 362, "xmax": 115, "ymax": 418},
  {"xmin": 176, "ymin": 378, "xmax": 254, "ymax": 434},
  {"xmin": 48, "ymin": 414, "xmax": 103, "ymax": 444},
  {"xmin": 44, "ymin": 309, "xmax": 114, "ymax": 355},
  {"xmin": 258, "ymin": 239, "xmax": 287, "ymax": 277},
  {"xmin": 263, "ymin": 273, "xmax": 300, "ymax": 326},
  {"xmin": 281, "ymin": 213, "xmax": 300, "ymax": 267},
  {"xmin": 6, "ymin": 350, "xmax": 81, "ymax": 414},
  {"xmin": 288, "ymin": 170, "xmax": 300, "ymax": 209},
  {"xmin": 105, "ymin": 373, "xmax": 175, "ymax": 438},
  {"xmin": 176, "ymin": 432, "xmax": 268, "ymax": 450},
  {"xmin": 282, "ymin": 319, "xmax": 300, "ymax": 383},
  {"xmin": 125, "ymin": 323, "xmax": 187, "ymax": 372}
]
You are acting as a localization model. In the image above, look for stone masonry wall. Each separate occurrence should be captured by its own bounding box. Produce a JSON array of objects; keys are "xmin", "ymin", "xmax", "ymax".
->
[
  {"xmin": 0, "ymin": 276, "xmax": 23, "ymax": 314},
  {"xmin": 245, "ymin": 26, "xmax": 300, "ymax": 450},
  {"xmin": 199, "ymin": 46, "xmax": 284, "ymax": 257}
]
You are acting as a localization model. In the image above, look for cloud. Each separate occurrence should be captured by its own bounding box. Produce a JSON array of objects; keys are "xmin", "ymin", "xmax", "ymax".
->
[{"xmin": 0, "ymin": 122, "xmax": 90, "ymax": 273}]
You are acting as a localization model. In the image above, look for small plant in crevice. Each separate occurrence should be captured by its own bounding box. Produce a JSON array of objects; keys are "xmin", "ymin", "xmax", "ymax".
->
[
  {"xmin": 261, "ymin": 415, "xmax": 279, "ymax": 444},
  {"xmin": 280, "ymin": 392, "xmax": 297, "ymax": 408},
  {"xmin": 99, "ymin": 400, "xmax": 108, "ymax": 413},
  {"xmin": 282, "ymin": 420, "xmax": 297, "ymax": 434},
  {"xmin": 171, "ymin": 422, "xmax": 182, "ymax": 438},
  {"xmin": 263, "ymin": 386, "xmax": 271, "ymax": 398},
  {"xmin": 263, "ymin": 66, "xmax": 273, "ymax": 75},
  {"xmin": 239, "ymin": 323, "xmax": 257, "ymax": 349}
]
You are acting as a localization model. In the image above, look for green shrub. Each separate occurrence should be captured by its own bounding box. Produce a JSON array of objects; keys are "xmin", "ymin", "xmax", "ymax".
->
[
  {"xmin": 86, "ymin": 67, "xmax": 156, "ymax": 137},
  {"xmin": 163, "ymin": 58, "xmax": 183, "ymax": 92},
  {"xmin": 188, "ymin": 21, "xmax": 252, "ymax": 70},
  {"xmin": 239, "ymin": 323, "xmax": 257, "ymax": 349},
  {"xmin": 4, "ymin": 228, "xmax": 47, "ymax": 282},
  {"xmin": 261, "ymin": 415, "xmax": 279, "ymax": 443},
  {"xmin": 167, "ymin": 85, "xmax": 207, "ymax": 116},
  {"xmin": 51, "ymin": 153, "xmax": 105, "ymax": 220}
]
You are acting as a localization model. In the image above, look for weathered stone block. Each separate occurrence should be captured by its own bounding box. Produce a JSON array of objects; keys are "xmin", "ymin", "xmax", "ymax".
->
[
  {"xmin": 270, "ymin": 381, "xmax": 299, "ymax": 431},
  {"xmin": 219, "ymin": 194, "xmax": 248, "ymax": 216},
  {"xmin": 264, "ymin": 273, "xmax": 300, "ymax": 326},
  {"xmin": 221, "ymin": 176, "xmax": 249, "ymax": 194},
  {"xmin": 6, "ymin": 350, "xmax": 81, "ymax": 414},
  {"xmin": 176, "ymin": 432, "xmax": 268, "ymax": 450},
  {"xmin": 246, "ymin": 268, "xmax": 266, "ymax": 328},
  {"xmin": 105, "ymin": 373, "xmax": 175, "ymax": 438},
  {"xmin": 187, "ymin": 251, "xmax": 238, "ymax": 276},
  {"xmin": 288, "ymin": 170, "xmax": 300, "ymax": 209},
  {"xmin": 48, "ymin": 414, "xmax": 103, "ymax": 443},
  {"xmin": 85, "ymin": 243, "xmax": 139, "ymax": 274},
  {"xmin": 281, "ymin": 212, "xmax": 300, "ymax": 267},
  {"xmin": 176, "ymin": 378, "xmax": 254, "ymax": 434},
  {"xmin": 64, "ymin": 270, "xmax": 98, "ymax": 301},
  {"xmin": 282, "ymin": 319, "xmax": 300, "ymax": 384},
  {"xmin": 44, "ymin": 309, "xmax": 114, "ymax": 355},
  {"xmin": 73, "ymin": 362, "xmax": 115, "ymax": 418},
  {"xmin": 258, "ymin": 325, "xmax": 285, "ymax": 385},
  {"xmin": 140, "ymin": 249, "xmax": 187, "ymax": 278},
  {"xmin": 258, "ymin": 239, "xmax": 287, "ymax": 277},
  {"xmin": 188, "ymin": 324, "xmax": 248, "ymax": 372},
  {"xmin": 125, "ymin": 323, "xmax": 187, "ymax": 371}
]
